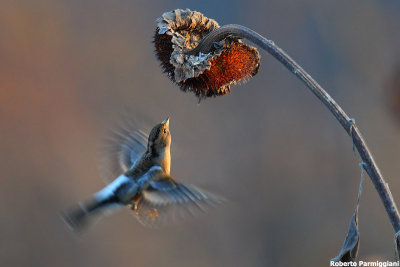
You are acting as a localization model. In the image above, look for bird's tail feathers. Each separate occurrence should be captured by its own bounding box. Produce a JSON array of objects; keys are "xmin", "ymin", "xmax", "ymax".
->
[{"xmin": 61, "ymin": 197, "xmax": 121, "ymax": 232}]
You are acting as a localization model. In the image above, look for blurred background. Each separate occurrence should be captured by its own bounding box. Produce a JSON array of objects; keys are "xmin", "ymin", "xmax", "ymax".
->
[{"xmin": 1, "ymin": 0, "xmax": 400, "ymax": 266}]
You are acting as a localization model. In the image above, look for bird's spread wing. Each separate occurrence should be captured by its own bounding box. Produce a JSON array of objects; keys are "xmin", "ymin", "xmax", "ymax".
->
[
  {"xmin": 132, "ymin": 176, "xmax": 224, "ymax": 227},
  {"xmin": 99, "ymin": 125, "xmax": 148, "ymax": 180},
  {"xmin": 118, "ymin": 129, "xmax": 147, "ymax": 172}
]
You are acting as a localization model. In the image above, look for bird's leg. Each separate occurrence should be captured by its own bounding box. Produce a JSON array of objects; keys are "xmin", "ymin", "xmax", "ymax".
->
[{"xmin": 131, "ymin": 193, "xmax": 143, "ymax": 214}]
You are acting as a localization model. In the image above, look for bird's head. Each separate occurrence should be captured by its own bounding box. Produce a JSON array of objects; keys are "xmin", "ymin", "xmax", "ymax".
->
[{"xmin": 147, "ymin": 117, "xmax": 171, "ymax": 154}]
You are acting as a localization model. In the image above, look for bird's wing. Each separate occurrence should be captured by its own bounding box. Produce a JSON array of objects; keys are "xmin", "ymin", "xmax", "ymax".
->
[
  {"xmin": 99, "ymin": 125, "xmax": 148, "ymax": 180},
  {"xmin": 131, "ymin": 175, "xmax": 224, "ymax": 227},
  {"xmin": 117, "ymin": 129, "xmax": 148, "ymax": 172}
]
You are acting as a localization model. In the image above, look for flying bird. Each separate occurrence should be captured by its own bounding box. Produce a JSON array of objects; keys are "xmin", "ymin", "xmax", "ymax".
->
[{"xmin": 62, "ymin": 118, "xmax": 222, "ymax": 231}]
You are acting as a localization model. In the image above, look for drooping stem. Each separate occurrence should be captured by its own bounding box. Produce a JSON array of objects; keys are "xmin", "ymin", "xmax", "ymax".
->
[{"xmin": 186, "ymin": 24, "xmax": 400, "ymax": 232}]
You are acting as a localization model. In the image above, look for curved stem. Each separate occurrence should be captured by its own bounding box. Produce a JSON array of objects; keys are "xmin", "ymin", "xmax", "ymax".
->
[{"xmin": 186, "ymin": 24, "xmax": 400, "ymax": 232}]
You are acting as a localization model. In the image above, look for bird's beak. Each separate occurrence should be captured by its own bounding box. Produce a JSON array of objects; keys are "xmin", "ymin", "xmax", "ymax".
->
[{"xmin": 162, "ymin": 117, "xmax": 170, "ymax": 128}]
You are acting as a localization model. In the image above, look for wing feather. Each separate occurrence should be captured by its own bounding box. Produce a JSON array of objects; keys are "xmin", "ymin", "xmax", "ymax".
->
[
  {"xmin": 132, "ymin": 179, "xmax": 224, "ymax": 227},
  {"xmin": 99, "ymin": 124, "xmax": 148, "ymax": 180}
]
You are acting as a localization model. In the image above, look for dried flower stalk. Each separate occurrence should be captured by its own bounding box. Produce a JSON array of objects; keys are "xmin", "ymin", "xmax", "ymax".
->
[{"xmin": 155, "ymin": 9, "xmax": 400, "ymax": 233}]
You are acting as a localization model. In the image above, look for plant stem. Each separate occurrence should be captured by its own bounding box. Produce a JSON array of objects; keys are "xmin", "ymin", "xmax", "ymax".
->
[{"xmin": 186, "ymin": 24, "xmax": 400, "ymax": 232}]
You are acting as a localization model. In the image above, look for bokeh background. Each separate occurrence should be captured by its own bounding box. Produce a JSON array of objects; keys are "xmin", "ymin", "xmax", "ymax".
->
[{"xmin": 1, "ymin": 1, "xmax": 400, "ymax": 266}]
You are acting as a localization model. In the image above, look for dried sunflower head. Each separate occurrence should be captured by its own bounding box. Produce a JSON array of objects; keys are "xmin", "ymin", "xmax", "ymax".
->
[{"xmin": 154, "ymin": 9, "xmax": 260, "ymax": 100}]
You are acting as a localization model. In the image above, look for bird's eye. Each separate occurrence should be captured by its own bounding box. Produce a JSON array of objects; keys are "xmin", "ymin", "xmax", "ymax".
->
[{"xmin": 163, "ymin": 129, "xmax": 167, "ymax": 134}]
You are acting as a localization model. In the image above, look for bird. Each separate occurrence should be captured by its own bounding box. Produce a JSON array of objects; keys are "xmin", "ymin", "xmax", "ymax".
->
[{"xmin": 62, "ymin": 117, "xmax": 222, "ymax": 231}]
